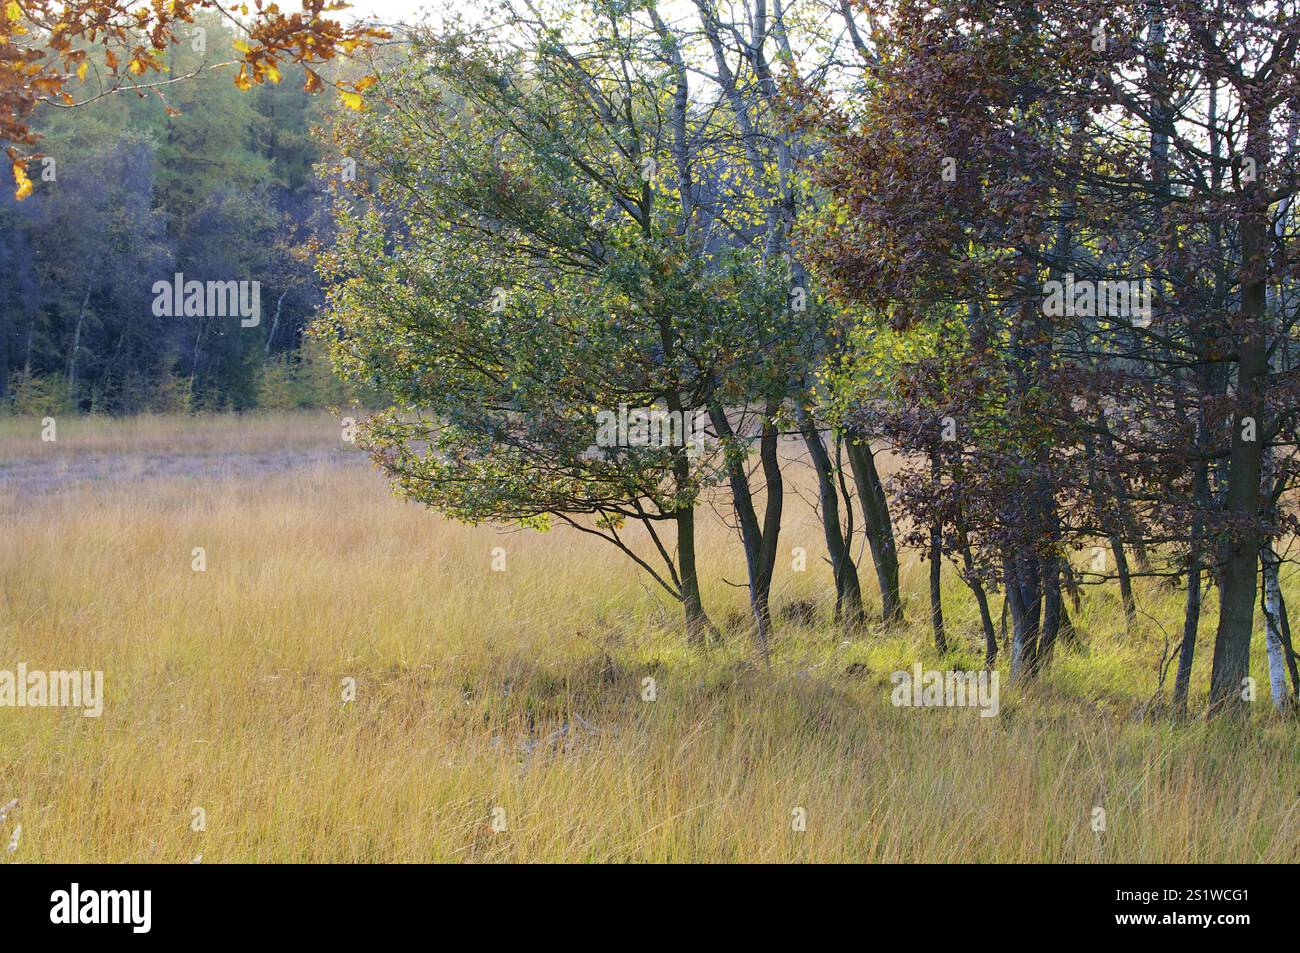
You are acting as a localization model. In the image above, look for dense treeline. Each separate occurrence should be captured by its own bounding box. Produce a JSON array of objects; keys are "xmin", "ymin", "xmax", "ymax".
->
[
  {"xmin": 0, "ymin": 14, "xmax": 353, "ymax": 414},
  {"xmin": 809, "ymin": 0, "xmax": 1300, "ymax": 715}
]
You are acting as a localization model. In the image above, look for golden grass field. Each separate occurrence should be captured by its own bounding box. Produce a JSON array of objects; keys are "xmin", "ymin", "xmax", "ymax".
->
[{"xmin": 0, "ymin": 413, "xmax": 1296, "ymax": 862}]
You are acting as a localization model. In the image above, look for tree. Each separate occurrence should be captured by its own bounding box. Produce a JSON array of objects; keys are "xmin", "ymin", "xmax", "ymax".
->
[
  {"xmin": 808, "ymin": 0, "xmax": 1300, "ymax": 712},
  {"xmin": 317, "ymin": 2, "xmax": 805, "ymax": 646}
]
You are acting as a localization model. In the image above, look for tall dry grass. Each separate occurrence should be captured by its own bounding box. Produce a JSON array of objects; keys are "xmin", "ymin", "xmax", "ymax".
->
[{"xmin": 0, "ymin": 413, "xmax": 1295, "ymax": 862}]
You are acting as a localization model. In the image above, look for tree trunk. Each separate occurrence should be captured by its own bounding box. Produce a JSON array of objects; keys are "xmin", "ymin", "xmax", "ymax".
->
[
  {"xmin": 1173, "ymin": 534, "xmax": 1202, "ymax": 717},
  {"xmin": 928, "ymin": 449, "xmax": 946, "ymax": 652},
  {"xmin": 1208, "ymin": 117, "xmax": 1270, "ymax": 716},
  {"xmin": 929, "ymin": 519, "xmax": 946, "ymax": 653},
  {"xmin": 845, "ymin": 437, "xmax": 903, "ymax": 626},
  {"xmin": 798, "ymin": 407, "xmax": 864, "ymax": 629},
  {"xmin": 1006, "ymin": 552, "xmax": 1041, "ymax": 681},
  {"xmin": 960, "ymin": 542, "xmax": 996, "ymax": 666},
  {"xmin": 709, "ymin": 403, "xmax": 780, "ymax": 663},
  {"xmin": 1110, "ymin": 537, "xmax": 1137, "ymax": 626},
  {"xmin": 1000, "ymin": 593, "xmax": 1009, "ymax": 654},
  {"xmin": 1260, "ymin": 544, "xmax": 1294, "ymax": 712},
  {"xmin": 66, "ymin": 282, "xmax": 92, "ymax": 398},
  {"xmin": 1081, "ymin": 427, "xmax": 1136, "ymax": 628},
  {"xmin": 1277, "ymin": 567, "xmax": 1300, "ymax": 699},
  {"xmin": 1037, "ymin": 556, "xmax": 1062, "ymax": 668},
  {"xmin": 951, "ymin": 457, "xmax": 996, "ymax": 664},
  {"xmin": 265, "ymin": 290, "xmax": 288, "ymax": 356},
  {"xmin": 676, "ymin": 505, "xmax": 714, "ymax": 647},
  {"xmin": 1173, "ymin": 450, "xmax": 1209, "ymax": 716},
  {"xmin": 1207, "ymin": 368, "xmax": 1264, "ymax": 715},
  {"xmin": 753, "ymin": 412, "xmax": 783, "ymax": 651}
]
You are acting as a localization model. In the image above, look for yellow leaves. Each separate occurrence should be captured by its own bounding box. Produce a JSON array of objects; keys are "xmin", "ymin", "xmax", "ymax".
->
[
  {"xmin": 340, "ymin": 38, "xmax": 361, "ymax": 53},
  {"xmin": 12, "ymin": 161, "xmax": 32, "ymax": 201},
  {"xmin": 76, "ymin": 60, "xmax": 88, "ymax": 82},
  {"xmin": 338, "ymin": 90, "xmax": 364, "ymax": 111},
  {"xmin": 232, "ymin": 38, "xmax": 281, "ymax": 86},
  {"xmin": 128, "ymin": 58, "xmax": 146, "ymax": 75},
  {"xmin": 354, "ymin": 75, "xmax": 377, "ymax": 93},
  {"xmin": 303, "ymin": 68, "xmax": 323, "ymax": 93},
  {"xmin": 240, "ymin": 3, "xmax": 248, "ymax": 14},
  {"xmin": 3, "ymin": 0, "xmax": 24, "ymax": 33}
]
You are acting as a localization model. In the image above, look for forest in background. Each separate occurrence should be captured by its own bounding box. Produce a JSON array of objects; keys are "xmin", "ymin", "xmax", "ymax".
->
[{"xmin": 0, "ymin": 12, "xmax": 359, "ymax": 415}]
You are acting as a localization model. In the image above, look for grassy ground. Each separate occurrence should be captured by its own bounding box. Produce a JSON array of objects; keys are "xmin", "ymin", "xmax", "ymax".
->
[{"xmin": 0, "ymin": 413, "xmax": 1296, "ymax": 862}]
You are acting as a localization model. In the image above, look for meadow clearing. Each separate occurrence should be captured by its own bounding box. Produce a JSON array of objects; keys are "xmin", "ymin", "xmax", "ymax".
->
[{"xmin": 0, "ymin": 413, "xmax": 1296, "ymax": 863}]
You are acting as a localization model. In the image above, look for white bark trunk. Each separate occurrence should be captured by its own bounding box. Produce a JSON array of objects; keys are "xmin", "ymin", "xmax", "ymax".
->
[{"xmin": 1261, "ymin": 546, "xmax": 1290, "ymax": 711}]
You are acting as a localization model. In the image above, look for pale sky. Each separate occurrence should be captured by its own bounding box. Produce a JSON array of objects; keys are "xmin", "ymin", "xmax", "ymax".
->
[{"xmin": 343, "ymin": 0, "xmax": 460, "ymax": 27}]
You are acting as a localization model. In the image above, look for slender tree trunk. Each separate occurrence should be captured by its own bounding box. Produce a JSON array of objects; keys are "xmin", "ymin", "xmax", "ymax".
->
[
  {"xmin": 265, "ymin": 290, "xmax": 288, "ymax": 357},
  {"xmin": 709, "ymin": 403, "xmax": 780, "ymax": 663},
  {"xmin": 1058, "ymin": 597, "xmax": 1076, "ymax": 645},
  {"xmin": 67, "ymin": 282, "xmax": 92, "ymax": 398},
  {"xmin": 798, "ymin": 407, "xmax": 864, "ymax": 628},
  {"xmin": 973, "ymin": 573, "xmax": 997, "ymax": 666},
  {"xmin": 664, "ymin": 367, "xmax": 714, "ymax": 645},
  {"xmin": 676, "ymin": 505, "xmax": 713, "ymax": 647},
  {"xmin": 928, "ymin": 449, "xmax": 946, "ymax": 652},
  {"xmin": 1095, "ymin": 441, "xmax": 1152, "ymax": 575},
  {"xmin": 1278, "ymin": 572, "xmax": 1300, "ymax": 699},
  {"xmin": 959, "ymin": 541, "xmax": 996, "ymax": 666},
  {"xmin": 1000, "ymin": 593, "xmax": 1009, "ymax": 654},
  {"xmin": 1174, "ymin": 551, "xmax": 1202, "ymax": 717},
  {"xmin": 1082, "ymin": 435, "xmax": 1137, "ymax": 628},
  {"xmin": 754, "ymin": 412, "xmax": 783, "ymax": 650},
  {"xmin": 1110, "ymin": 535, "xmax": 1137, "ymax": 625},
  {"xmin": 1037, "ymin": 556, "xmax": 1062, "ymax": 668},
  {"xmin": 929, "ymin": 521, "xmax": 946, "ymax": 653},
  {"xmin": 1180, "ymin": 535, "xmax": 1206, "ymax": 712},
  {"xmin": 951, "ymin": 457, "xmax": 996, "ymax": 664},
  {"xmin": 1260, "ymin": 544, "xmax": 1294, "ymax": 712},
  {"xmin": 845, "ymin": 437, "xmax": 903, "ymax": 626},
  {"xmin": 1173, "ymin": 450, "xmax": 1209, "ymax": 716}
]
